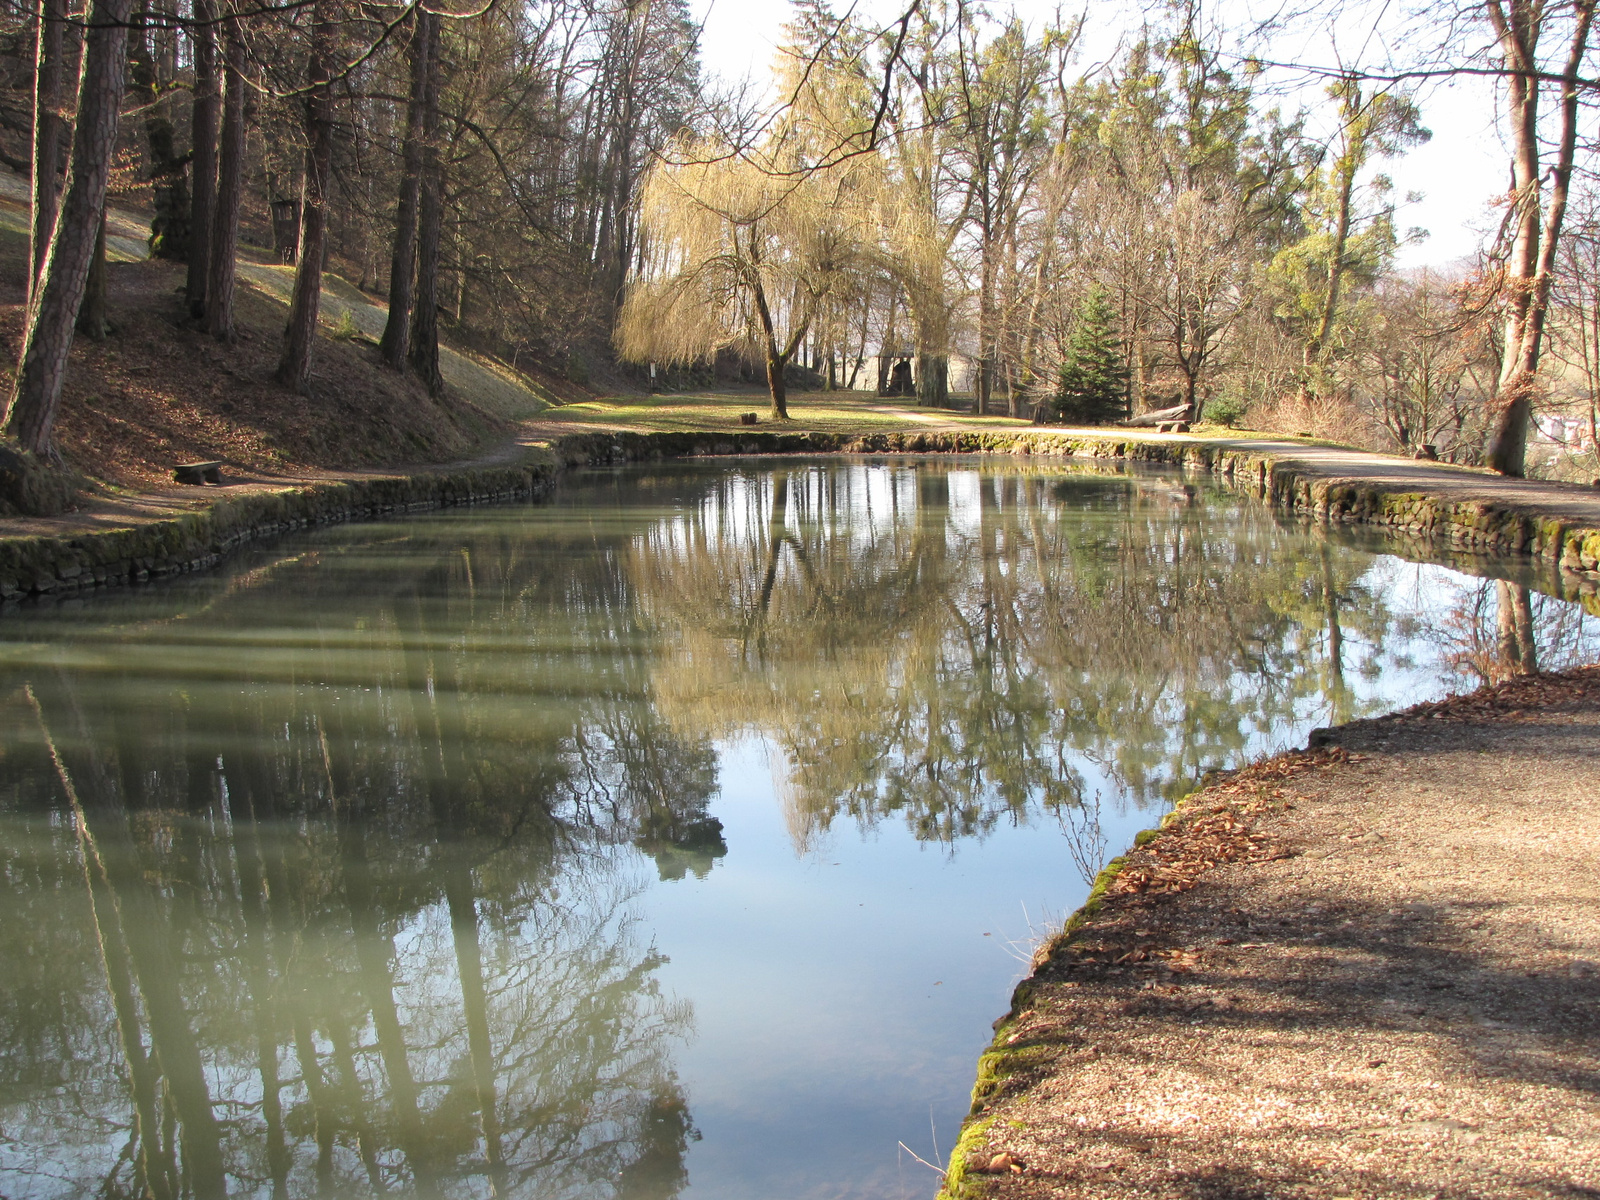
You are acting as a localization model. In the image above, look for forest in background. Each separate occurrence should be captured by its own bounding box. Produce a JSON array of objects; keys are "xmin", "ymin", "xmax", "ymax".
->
[
  {"xmin": 618, "ymin": 0, "xmax": 1600, "ymax": 478},
  {"xmin": 0, "ymin": 0, "xmax": 1597, "ymax": 502}
]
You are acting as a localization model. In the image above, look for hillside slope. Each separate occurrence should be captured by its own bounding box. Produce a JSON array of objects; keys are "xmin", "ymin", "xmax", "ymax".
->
[{"xmin": 0, "ymin": 171, "xmax": 579, "ymax": 489}]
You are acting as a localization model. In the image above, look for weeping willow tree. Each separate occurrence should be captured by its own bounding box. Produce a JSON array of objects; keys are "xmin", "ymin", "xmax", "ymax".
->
[{"xmin": 615, "ymin": 140, "xmax": 877, "ymax": 419}]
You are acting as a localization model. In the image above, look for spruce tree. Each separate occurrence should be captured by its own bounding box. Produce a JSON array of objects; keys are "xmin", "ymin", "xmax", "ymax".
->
[{"xmin": 1055, "ymin": 285, "xmax": 1130, "ymax": 425}]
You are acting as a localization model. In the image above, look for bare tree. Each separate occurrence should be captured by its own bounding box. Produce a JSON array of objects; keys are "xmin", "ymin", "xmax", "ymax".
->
[
  {"xmin": 617, "ymin": 144, "xmax": 876, "ymax": 418},
  {"xmin": 1482, "ymin": 0, "xmax": 1596, "ymax": 476},
  {"xmin": 27, "ymin": 0, "xmax": 67, "ymax": 302},
  {"xmin": 276, "ymin": 0, "xmax": 337, "ymax": 393},
  {"xmin": 205, "ymin": 4, "xmax": 246, "ymax": 341},
  {"xmin": 2, "ymin": 0, "xmax": 136, "ymax": 459},
  {"xmin": 187, "ymin": 0, "xmax": 220, "ymax": 317},
  {"xmin": 380, "ymin": 8, "xmax": 430, "ymax": 369},
  {"xmin": 408, "ymin": 7, "xmax": 443, "ymax": 396}
]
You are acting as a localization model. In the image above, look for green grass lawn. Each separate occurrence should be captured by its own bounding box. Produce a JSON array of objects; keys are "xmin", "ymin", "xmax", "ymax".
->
[
  {"xmin": 534, "ymin": 389, "xmax": 1042, "ymax": 436},
  {"xmin": 529, "ymin": 389, "xmax": 1343, "ymax": 446}
]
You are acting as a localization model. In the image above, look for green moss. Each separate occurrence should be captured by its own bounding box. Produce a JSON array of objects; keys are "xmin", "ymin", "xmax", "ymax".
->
[
  {"xmin": 969, "ymin": 1043, "xmax": 1055, "ymax": 1110},
  {"xmin": 938, "ymin": 1115, "xmax": 996, "ymax": 1199}
]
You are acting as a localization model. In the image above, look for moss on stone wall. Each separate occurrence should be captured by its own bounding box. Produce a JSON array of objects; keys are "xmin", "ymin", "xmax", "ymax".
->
[{"xmin": 4, "ymin": 429, "xmax": 1597, "ymax": 616}]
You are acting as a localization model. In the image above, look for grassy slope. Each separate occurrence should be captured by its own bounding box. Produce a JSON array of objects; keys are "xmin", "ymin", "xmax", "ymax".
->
[{"xmin": 0, "ymin": 172, "xmax": 567, "ymax": 489}]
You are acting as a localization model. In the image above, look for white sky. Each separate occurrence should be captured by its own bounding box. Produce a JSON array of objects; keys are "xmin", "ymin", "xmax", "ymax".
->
[{"xmin": 692, "ymin": 0, "xmax": 1509, "ymax": 270}]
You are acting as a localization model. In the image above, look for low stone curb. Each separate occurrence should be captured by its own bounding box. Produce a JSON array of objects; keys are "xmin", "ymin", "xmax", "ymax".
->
[
  {"xmin": 3, "ymin": 427, "xmax": 1598, "ymax": 611},
  {"xmin": 0, "ymin": 461, "xmax": 556, "ymax": 606}
]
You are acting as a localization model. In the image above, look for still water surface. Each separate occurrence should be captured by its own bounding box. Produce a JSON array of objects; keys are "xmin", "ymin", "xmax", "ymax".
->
[{"xmin": 1, "ymin": 458, "xmax": 1596, "ymax": 1200}]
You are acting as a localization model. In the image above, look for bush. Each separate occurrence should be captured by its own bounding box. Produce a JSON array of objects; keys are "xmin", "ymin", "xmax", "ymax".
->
[{"xmin": 1203, "ymin": 394, "xmax": 1249, "ymax": 427}]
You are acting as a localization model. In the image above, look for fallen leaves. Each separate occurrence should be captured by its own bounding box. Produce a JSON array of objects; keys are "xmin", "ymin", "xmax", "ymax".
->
[
  {"xmin": 968, "ymin": 1150, "xmax": 1025, "ymax": 1175},
  {"xmin": 1393, "ymin": 666, "xmax": 1600, "ymax": 724}
]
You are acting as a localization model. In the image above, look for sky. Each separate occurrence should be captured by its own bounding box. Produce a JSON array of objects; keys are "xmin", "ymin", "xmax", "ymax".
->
[{"xmin": 691, "ymin": 0, "xmax": 1509, "ymax": 270}]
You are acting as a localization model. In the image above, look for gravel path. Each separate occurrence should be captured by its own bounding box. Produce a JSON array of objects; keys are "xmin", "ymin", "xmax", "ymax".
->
[{"xmin": 950, "ymin": 668, "xmax": 1600, "ymax": 1200}]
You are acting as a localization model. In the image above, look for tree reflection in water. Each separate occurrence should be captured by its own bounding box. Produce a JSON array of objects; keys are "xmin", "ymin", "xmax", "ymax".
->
[
  {"xmin": 0, "ymin": 526, "xmax": 707, "ymax": 1198},
  {"xmin": 632, "ymin": 462, "xmax": 1406, "ymax": 849},
  {"xmin": 0, "ymin": 458, "xmax": 1589, "ymax": 1198}
]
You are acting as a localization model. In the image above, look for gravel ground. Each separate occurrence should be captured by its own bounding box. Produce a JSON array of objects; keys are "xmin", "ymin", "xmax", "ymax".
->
[{"xmin": 952, "ymin": 667, "xmax": 1600, "ymax": 1200}]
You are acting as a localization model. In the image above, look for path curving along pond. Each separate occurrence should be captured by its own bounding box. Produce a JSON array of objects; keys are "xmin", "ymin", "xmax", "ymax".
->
[{"xmin": 0, "ymin": 457, "xmax": 1596, "ymax": 1200}]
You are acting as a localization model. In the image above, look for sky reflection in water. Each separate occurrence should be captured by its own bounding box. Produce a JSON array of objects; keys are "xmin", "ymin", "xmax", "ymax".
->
[{"xmin": 0, "ymin": 458, "xmax": 1594, "ymax": 1200}]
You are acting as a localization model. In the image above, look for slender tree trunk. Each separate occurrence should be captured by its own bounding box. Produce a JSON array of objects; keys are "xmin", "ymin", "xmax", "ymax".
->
[
  {"xmin": 1495, "ymin": 580, "xmax": 1537, "ymax": 675},
  {"xmin": 447, "ymin": 870, "xmax": 508, "ymax": 1197},
  {"xmin": 32, "ymin": 691, "xmax": 175, "ymax": 1200},
  {"xmin": 205, "ymin": 9, "xmax": 245, "ymax": 341},
  {"xmin": 28, "ymin": 0, "xmax": 67, "ymax": 302},
  {"xmin": 1309, "ymin": 163, "xmax": 1355, "ymax": 366},
  {"xmin": 380, "ymin": 11, "xmax": 429, "ymax": 368},
  {"xmin": 341, "ymin": 808, "xmax": 437, "ymax": 1194},
  {"xmin": 223, "ymin": 759, "xmax": 291, "ymax": 1200},
  {"xmin": 1485, "ymin": 0, "xmax": 1596, "ymax": 476},
  {"xmin": 277, "ymin": 0, "xmax": 335, "ymax": 393},
  {"xmin": 878, "ymin": 294, "xmax": 897, "ymax": 394},
  {"xmin": 2, "ymin": 0, "xmax": 134, "ymax": 459},
  {"xmin": 42, "ymin": 719, "xmax": 230, "ymax": 1200},
  {"xmin": 129, "ymin": 22, "xmax": 189, "ymax": 260},
  {"xmin": 291, "ymin": 1011, "xmax": 339, "ymax": 1189},
  {"xmin": 75, "ymin": 216, "xmax": 108, "ymax": 339},
  {"xmin": 186, "ymin": 0, "xmax": 218, "ymax": 316},
  {"xmin": 408, "ymin": 10, "xmax": 444, "ymax": 396}
]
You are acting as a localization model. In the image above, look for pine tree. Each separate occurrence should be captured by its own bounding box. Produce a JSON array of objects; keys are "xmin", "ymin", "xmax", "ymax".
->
[{"xmin": 1055, "ymin": 285, "xmax": 1129, "ymax": 425}]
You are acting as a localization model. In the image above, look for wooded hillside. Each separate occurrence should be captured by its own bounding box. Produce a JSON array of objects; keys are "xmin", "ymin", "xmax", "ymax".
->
[{"xmin": 0, "ymin": 0, "xmax": 1598, "ymax": 511}]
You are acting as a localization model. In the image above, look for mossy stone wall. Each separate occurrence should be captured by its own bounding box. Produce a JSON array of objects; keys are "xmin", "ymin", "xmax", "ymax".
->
[{"xmin": 3, "ymin": 430, "xmax": 1598, "ymax": 613}]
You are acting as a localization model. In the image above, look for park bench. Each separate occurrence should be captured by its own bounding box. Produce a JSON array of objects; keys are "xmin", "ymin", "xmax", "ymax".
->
[{"xmin": 173, "ymin": 461, "xmax": 224, "ymax": 485}]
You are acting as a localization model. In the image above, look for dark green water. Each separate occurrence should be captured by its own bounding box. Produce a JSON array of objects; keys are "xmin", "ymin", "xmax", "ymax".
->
[{"xmin": 0, "ymin": 458, "xmax": 1593, "ymax": 1200}]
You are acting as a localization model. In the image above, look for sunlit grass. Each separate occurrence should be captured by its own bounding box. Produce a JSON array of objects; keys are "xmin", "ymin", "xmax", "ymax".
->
[
  {"xmin": 532, "ymin": 392, "xmax": 1383, "ymax": 450},
  {"xmin": 538, "ymin": 390, "xmax": 1038, "ymax": 435}
]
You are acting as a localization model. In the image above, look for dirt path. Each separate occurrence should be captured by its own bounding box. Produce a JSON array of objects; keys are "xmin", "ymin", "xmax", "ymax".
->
[{"xmin": 948, "ymin": 668, "xmax": 1600, "ymax": 1200}]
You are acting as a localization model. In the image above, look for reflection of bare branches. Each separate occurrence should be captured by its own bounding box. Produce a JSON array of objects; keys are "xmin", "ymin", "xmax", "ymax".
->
[
  {"xmin": 1430, "ymin": 578, "xmax": 1600, "ymax": 687},
  {"xmin": 1056, "ymin": 791, "xmax": 1109, "ymax": 889}
]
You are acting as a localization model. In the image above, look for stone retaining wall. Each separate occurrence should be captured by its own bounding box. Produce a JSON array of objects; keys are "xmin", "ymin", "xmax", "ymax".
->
[
  {"xmin": 0, "ymin": 461, "xmax": 554, "ymax": 605},
  {"xmin": 3, "ymin": 429, "xmax": 1598, "ymax": 611}
]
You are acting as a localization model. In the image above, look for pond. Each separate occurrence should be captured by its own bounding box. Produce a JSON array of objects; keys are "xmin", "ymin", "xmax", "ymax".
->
[{"xmin": 0, "ymin": 457, "xmax": 1595, "ymax": 1200}]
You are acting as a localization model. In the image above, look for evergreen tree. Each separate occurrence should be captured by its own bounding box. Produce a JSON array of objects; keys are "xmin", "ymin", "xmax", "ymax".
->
[{"xmin": 1055, "ymin": 286, "xmax": 1129, "ymax": 424}]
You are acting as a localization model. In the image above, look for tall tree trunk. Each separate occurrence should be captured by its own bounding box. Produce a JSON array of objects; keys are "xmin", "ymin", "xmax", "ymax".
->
[
  {"xmin": 30, "ymin": 688, "xmax": 175, "ymax": 1200},
  {"xmin": 37, "ymin": 700, "xmax": 229, "ymax": 1200},
  {"xmin": 204, "ymin": 8, "xmax": 244, "ymax": 341},
  {"xmin": 28, "ymin": 0, "xmax": 67, "ymax": 303},
  {"xmin": 877, "ymin": 293, "xmax": 898, "ymax": 394},
  {"xmin": 1495, "ymin": 580, "xmax": 1538, "ymax": 675},
  {"xmin": 341, "ymin": 805, "xmax": 438, "ymax": 1194},
  {"xmin": 765, "ymin": 352, "xmax": 789, "ymax": 420},
  {"xmin": 277, "ymin": 0, "xmax": 334, "ymax": 393},
  {"xmin": 380, "ymin": 11, "xmax": 430, "ymax": 368},
  {"xmin": 75, "ymin": 215, "xmax": 108, "ymax": 339},
  {"xmin": 1484, "ymin": 0, "xmax": 1596, "ymax": 476},
  {"xmin": 447, "ymin": 870, "xmax": 508, "ymax": 1197},
  {"xmin": 916, "ymin": 351, "xmax": 949, "ymax": 408},
  {"xmin": 2, "ymin": 0, "xmax": 134, "ymax": 459},
  {"xmin": 186, "ymin": 0, "xmax": 218, "ymax": 317},
  {"xmin": 408, "ymin": 9, "xmax": 444, "ymax": 396},
  {"xmin": 129, "ymin": 21, "xmax": 189, "ymax": 260}
]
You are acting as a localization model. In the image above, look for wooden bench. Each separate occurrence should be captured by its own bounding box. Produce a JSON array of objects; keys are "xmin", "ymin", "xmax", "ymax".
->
[{"xmin": 173, "ymin": 461, "xmax": 224, "ymax": 485}]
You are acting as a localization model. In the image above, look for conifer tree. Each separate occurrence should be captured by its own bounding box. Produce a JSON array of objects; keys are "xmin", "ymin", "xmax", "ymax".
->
[{"xmin": 1055, "ymin": 285, "xmax": 1129, "ymax": 424}]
